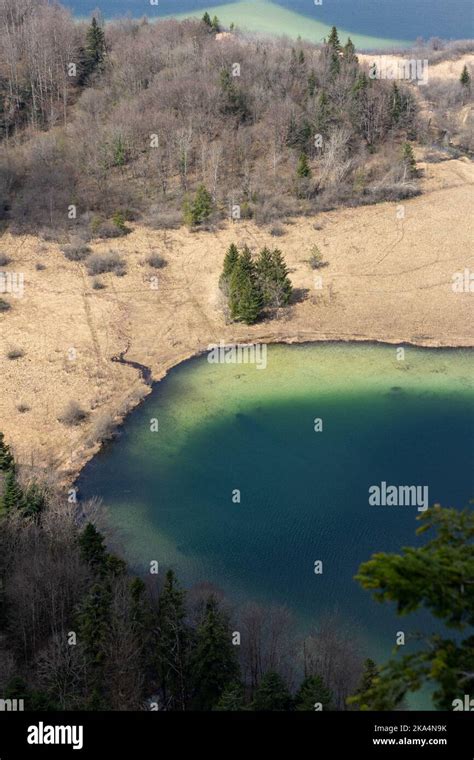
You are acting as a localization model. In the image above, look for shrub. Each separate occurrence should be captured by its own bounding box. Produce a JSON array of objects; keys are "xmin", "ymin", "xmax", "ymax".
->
[
  {"xmin": 112, "ymin": 211, "xmax": 131, "ymax": 235},
  {"xmin": 92, "ymin": 278, "xmax": 106, "ymax": 290},
  {"xmin": 17, "ymin": 403, "xmax": 30, "ymax": 413},
  {"xmin": 0, "ymin": 299, "xmax": 11, "ymax": 312},
  {"xmin": 308, "ymin": 245, "xmax": 326, "ymax": 269},
  {"xmin": 7, "ymin": 347, "xmax": 24, "ymax": 360},
  {"xmin": 146, "ymin": 252, "xmax": 166, "ymax": 269},
  {"xmin": 61, "ymin": 241, "xmax": 91, "ymax": 261},
  {"xmin": 35, "ymin": 262, "xmax": 46, "ymax": 271},
  {"xmin": 0, "ymin": 253, "xmax": 11, "ymax": 266},
  {"xmin": 86, "ymin": 250, "xmax": 127, "ymax": 277},
  {"xmin": 92, "ymin": 218, "xmax": 128, "ymax": 239},
  {"xmin": 58, "ymin": 401, "xmax": 89, "ymax": 426},
  {"xmin": 270, "ymin": 224, "xmax": 285, "ymax": 237}
]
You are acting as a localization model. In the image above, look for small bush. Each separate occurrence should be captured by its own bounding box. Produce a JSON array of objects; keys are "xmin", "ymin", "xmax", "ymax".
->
[
  {"xmin": 17, "ymin": 403, "xmax": 30, "ymax": 413},
  {"xmin": 92, "ymin": 278, "xmax": 106, "ymax": 290},
  {"xmin": 0, "ymin": 298, "xmax": 11, "ymax": 312},
  {"xmin": 61, "ymin": 239, "xmax": 91, "ymax": 261},
  {"xmin": 7, "ymin": 347, "xmax": 25, "ymax": 360},
  {"xmin": 58, "ymin": 401, "xmax": 89, "ymax": 426},
  {"xmin": 92, "ymin": 219, "xmax": 126, "ymax": 239},
  {"xmin": 35, "ymin": 262, "xmax": 46, "ymax": 271},
  {"xmin": 270, "ymin": 224, "xmax": 286, "ymax": 237},
  {"xmin": 308, "ymin": 245, "xmax": 326, "ymax": 269},
  {"xmin": 0, "ymin": 253, "xmax": 11, "ymax": 266},
  {"xmin": 146, "ymin": 252, "xmax": 166, "ymax": 269},
  {"xmin": 86, "ymin": 250, "xmax": 127, "ymax": 277},
  {"xmin": 112, "ymin": 211, "xmax": 131, "ymax": 235}
]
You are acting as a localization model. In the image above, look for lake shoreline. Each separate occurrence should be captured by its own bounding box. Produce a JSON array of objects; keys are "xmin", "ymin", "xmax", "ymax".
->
[{"xmin": 72, "ymin": 334, "xmax": 473, "ymax": 491}]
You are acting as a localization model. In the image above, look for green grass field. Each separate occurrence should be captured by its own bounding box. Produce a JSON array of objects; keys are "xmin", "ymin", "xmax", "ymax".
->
[{"xmin": 174, "ymin": 0, "xmax": 410, "ymax": 50}]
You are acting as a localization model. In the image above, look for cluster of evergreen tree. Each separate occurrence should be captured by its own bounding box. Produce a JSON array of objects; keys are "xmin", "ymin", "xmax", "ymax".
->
[{"xmin": 220, "ymin": 244, "xmax": 293, "ymax": 324}]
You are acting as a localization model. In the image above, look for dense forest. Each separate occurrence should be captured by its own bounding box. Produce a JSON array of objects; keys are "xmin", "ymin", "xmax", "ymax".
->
[
  {"xmin": 0, "ymin": 0, "xmax": 430, "ymax": 238},
  {"xmin": 0, "ymin": 433, "xmax": 472, "ymax": 711}
]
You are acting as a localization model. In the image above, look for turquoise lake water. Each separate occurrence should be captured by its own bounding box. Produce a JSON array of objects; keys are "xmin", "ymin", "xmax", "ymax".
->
[
  {"xmin": 64, "ymin": 0, "xmax": 473, "ymax": 44},
  {"xmin": 78, "ymin": 343, "xmax": 474, "ymax": 689}
]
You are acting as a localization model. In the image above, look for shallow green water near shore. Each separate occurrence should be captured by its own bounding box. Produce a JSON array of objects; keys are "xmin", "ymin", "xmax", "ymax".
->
[{"xmin": 78, "ymin": 343, "xmax": 473, "ymax": 705}]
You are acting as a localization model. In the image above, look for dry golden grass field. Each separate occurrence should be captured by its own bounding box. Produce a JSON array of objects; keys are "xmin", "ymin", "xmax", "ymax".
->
[{"xmin": 0, "ymin": 150, "xmax": 473, "ymax": 483}]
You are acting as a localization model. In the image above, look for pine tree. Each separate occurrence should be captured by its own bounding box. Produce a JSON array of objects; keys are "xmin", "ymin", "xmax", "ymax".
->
[
  {"xmin": 327, "ymin": 26, "xmax": 341, "ymax": 52},
  {"xmin": 251, "ymin": 671, "xmax": 292, "ymax": 711},
  {"xmin": 295, "ymin": 675, "xmax": 333, "ymax": 711},
  {"xmin": 202, "ymin": 11, "xmax": 212, "ymax": 27},
  {"xmin": 1, "ymin": 468, "xmax": 23, "ymax": 511},
  {"xmin": 0, "ymin": 432, "xmax": 14, "ymax": 471},
  {"xmin": 460, "ymin": 65, "xmax": 471, "ymax": 88},
  {"xmin": 157, "ymin": 570, "xmax": 190, "ymax": 710},
  {"xmin": 211, "ymin": 15, "xmax": 220, "ymax": 32},
  {"xmin": 78, "ymin": 523, "xmax": 108, "ymax": 571},
  {"xmin": 296, "ymin": 152, "xmax": 311, "ymax": 179},
  {"xmin": 191, "ymin": 596, "xmax": 240, "ymax": 710}
]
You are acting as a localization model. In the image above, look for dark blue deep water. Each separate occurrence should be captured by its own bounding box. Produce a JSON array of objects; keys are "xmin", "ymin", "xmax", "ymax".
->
[{"xmin": 63, "ymin": 0, "xmax": 473, "ymax": 43}]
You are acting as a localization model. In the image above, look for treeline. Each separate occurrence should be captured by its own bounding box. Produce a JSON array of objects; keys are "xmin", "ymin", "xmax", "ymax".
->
[
  {"xmin": 0, "ymin": 4, "xmax": 424, "ymax": 236},
  {"xmin": 220, "ymin": 243, "xmax": 293, "ymax": 324},
  {"xmin": 0, "ymin": 432, "xmax": 369, "ymax": 711}
]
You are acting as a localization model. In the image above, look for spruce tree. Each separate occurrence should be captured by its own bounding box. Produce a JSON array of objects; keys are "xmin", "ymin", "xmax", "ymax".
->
[
  {"xmin": 202, "ymin": 11, "xmax": 212, "ymax": 27},
  {"xmin": 183, "ymin": 184, "xmax": 213, "ymax": 227},
  {"xmin": 327, "ymin": 26, "xmax": 341, "ymax": 52},
  {"xmin": 211, "ymin": 16, "xmax": 220, "ymax": 32},
  {"xmin": 307, "ymin": 70, "xmax": 317, "ymax": 97},
  {"xmin": 1, "ymin": 468, "xmax": 23, "ymax": 511},
  {"xmin": 343, "ymin": 37, "xmax": 357, "ymax": 63},
  {"xmin": 296, "ymin": 152, "xmax": 311, "ymax": 179},
  {"xmin": 157, "ymin": 570, "xmax": 190, "ymax": 710},
  {"xmin": 191, "ymin": 595, "xmax": 240, "ymax": 710},
  {"xmin": 214, "ymin": 682, "xmax": 245, "ymax": 710},
  {"xmin": 229, "ymin": 256, "xmax": 262, "ymax": 325},
  {"xmin": 460, "ymin": 65, "xmax": 471, "ymax": 88},
  {"xmin": 295, "ymin": 675, "xmax": 333, "ymax": 711},
  {"xmin": 75, "ymin": 581, "xmax": 112, "ymax": 708},
  {"xmin": 78, "ymin": 523, "xmax": 108, "ymax": 571},
  {"xmin": 251, "ymin": 671, "xmax": 293, "ymax": 711},
  {"xmin": 402, "ymin": 142, "xmax": 417, "ymax": 177},
  {"xmin": 22, "ymin": 482, "xmax": 46, "ymax": 517},
  {"xmin": 0, "ymin": 432, "xmax": 14, "ymax": 471},
  {"xmin": 222, "ymin": 243, "xmax": 239, "ymax": 280},
  {"xmin": 84, "ymin": 17, "xmax": 106, "ymax": 78}
]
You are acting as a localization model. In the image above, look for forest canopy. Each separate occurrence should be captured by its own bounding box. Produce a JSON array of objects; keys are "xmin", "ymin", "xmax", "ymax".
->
[{"xmin": 0, "ymin": 2, "xmax": 423, "ymax": 236}]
